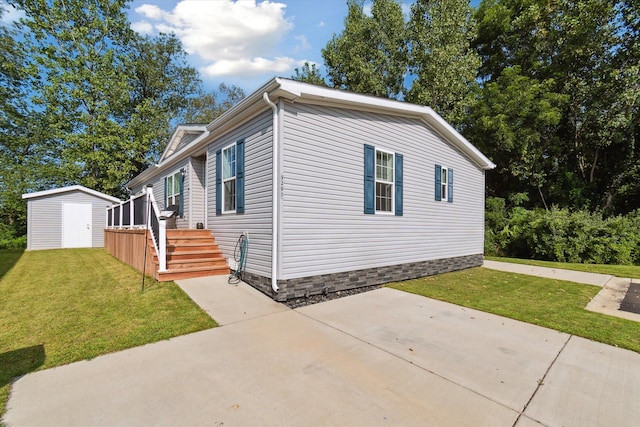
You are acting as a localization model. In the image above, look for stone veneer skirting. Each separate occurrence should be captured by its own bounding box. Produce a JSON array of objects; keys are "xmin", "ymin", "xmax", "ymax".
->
[{"xmin": 242, "ymin": 254, "xmax": 484, "ymax": 302}]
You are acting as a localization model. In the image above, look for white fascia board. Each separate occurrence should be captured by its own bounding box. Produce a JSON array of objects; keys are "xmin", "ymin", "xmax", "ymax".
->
[
  {"xmin": 22, "ymin": 185, "xmax": 121, "ymax": 203},
  {"xmin": 159, "ymin": 124, "xmax": 208, "ymax": 163}
]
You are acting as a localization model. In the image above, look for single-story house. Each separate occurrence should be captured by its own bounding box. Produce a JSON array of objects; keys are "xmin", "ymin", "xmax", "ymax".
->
[
  {"xmin": 23, "ymin": 185, "xmax": 121, "ymax": 250},
  {"xmin": 123, "ymin": 77, "xmax": 496, "ymax": 301}
]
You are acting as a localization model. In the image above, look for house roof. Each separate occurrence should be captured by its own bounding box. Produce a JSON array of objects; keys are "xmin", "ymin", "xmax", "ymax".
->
[
  {"xmin": 158, "ymin": 124, "xmax": 208, "ymax": 163},
  {"xmin": 22, "ymin": 185, "xmax": 121, "ymax": 203},
  {"xmin": 127, "ymin": 78, "xmax": 495, "ymax": 189}
]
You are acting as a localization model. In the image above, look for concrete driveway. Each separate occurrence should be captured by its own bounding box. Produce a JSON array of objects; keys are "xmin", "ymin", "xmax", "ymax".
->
[{"xmin": 4, "ymin": 277, "xmax": 640, "ymax": 426}]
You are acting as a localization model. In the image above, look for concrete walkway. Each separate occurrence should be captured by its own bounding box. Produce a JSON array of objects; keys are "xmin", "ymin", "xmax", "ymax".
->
[
  {"xmin": 483, "ymin": 260, "xmax": 614, "ymax": 286},
  {"xmin": 4, "ymin": 274, "xmax": 640, "ymax": 426},
  {"xmin": 484, "ymin": 260, "xmax": 640, "ymax": 323}
]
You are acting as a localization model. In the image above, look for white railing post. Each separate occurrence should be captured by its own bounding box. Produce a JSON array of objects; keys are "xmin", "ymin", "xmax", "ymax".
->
[
  {"xmin": 106, "ymin": 206, "xmax": 109, "ymax": 228},
  {"xmin": 158, "ymin": 217, "xmax": 167, "ymax": 272},
  {"xmin": 119, "ymin": 203, "xmax": 123, "ymax": 228},
  {"xmin": 129, "ymin": 196, "xmax": 134, "ymax": 227}
]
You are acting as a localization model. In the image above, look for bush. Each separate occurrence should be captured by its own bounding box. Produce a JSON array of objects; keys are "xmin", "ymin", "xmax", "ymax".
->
[
  {"xmin": 0, "ymin": 235, "xmax": 26, "ymax": 250},
  {"xmin": 485, "ymin": 200, "xmax": 640, "ymax": 265}
]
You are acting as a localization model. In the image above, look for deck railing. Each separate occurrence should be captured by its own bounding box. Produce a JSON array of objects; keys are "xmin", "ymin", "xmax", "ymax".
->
[{"xmin": 106, "ymin": 185, "xmax": 167, "ymax": 272}]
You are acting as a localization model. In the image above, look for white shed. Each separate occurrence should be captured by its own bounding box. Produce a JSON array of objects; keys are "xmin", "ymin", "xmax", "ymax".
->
[{"xmin": 22, "ymin": 185, "xmax": 121, "ymax": 250}]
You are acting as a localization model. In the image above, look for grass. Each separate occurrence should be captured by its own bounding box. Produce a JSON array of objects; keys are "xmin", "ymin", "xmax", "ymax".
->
[
  {"xmin": 0, "ymin": 248, "xmax": 216, "ymax": 423},
  {"xmin": 485, "ymin": 256, "xmax": 640, "ymax": 278},
  {"xmin": 388, "ymin": 267, "xmax": 640, "ymax": 353}
]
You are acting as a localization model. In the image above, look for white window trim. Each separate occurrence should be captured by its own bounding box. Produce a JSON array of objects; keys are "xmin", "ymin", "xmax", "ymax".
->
[
  {"xmin": 166, "ymin": 170, "xmax": 181, "ymax": 208},
  {"xmin": 440, "ymin": 166, "xmax": 448, "ymax": 202},
  {"xmin": 222, "ymin": 142, "xmax": 237, "ymax": 214},
  {"xmin": 375, "ymin": 147, "xmax": 395, "ymax": 215}
]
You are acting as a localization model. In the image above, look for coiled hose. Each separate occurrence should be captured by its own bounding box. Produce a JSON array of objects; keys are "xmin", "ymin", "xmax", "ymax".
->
[{"xmin": 228, "ymin": 233, "xmax": 248, "ymax": 285}]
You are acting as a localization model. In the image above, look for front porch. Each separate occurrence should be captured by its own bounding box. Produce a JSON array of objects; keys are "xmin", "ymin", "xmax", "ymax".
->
[{"xmin": 104, "ymin": 187, "xmax": 230, "ymax": 281}]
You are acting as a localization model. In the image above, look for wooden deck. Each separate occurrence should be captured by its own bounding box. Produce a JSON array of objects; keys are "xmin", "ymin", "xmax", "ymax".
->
[{"xmin": 104, "ymin": 228, "xmax": 230, "ymax": 281}]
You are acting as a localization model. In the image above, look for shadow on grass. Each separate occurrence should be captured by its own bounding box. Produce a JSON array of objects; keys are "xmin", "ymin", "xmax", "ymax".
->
[
  {"xmin": 0, "ymin": 345, "xmax": 45, "ymax": 388},
  {"xmin": 0, "ymin": 249, "xmax": 25, "ymax": 281}
]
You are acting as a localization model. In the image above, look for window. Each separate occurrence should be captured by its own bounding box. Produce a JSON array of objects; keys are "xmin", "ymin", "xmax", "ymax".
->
[
  {"xmin": 364, "ymin": 144, "xmax": 403, "ymax": 216},
  {"xmin": 166, "ymin": 171, "xmax": 181, "ymax": 208},
  {"xmin": 216, "ymin": 139, "xmax": 244, "ymax": 216},
  {"xmin": 441, "ymin": 166, "xmax": 448, "ymax": 201},
  {"xmin": 435, "ymin": 164, "xmax": 453, "ymax": 203},
  {"xmin": 375, "ymin": 149, "xmax": 394, "ymax": 213},
  {"xmin": 222, "ymin": 143, "xmax": 236, "ymax": 212}
]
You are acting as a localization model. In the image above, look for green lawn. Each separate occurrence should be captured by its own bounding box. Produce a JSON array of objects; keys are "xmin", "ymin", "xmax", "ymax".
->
[
  {"xmin": 388, "ymin": 267, "xmax": 640, "ymax": 353},
  {"xmin": 486, "ymin": 256, "xmax": 640, "ymax": 278},
  {"xmin": 0, "ymin": 248, "xmax": 216, "ymax": 423}
]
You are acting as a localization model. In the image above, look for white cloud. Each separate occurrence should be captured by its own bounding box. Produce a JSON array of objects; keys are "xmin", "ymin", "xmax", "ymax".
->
[
  {"xmin": 317, "ymin": 21, "xmax": 325, "ymax": 28},
  {"xmin": 135, "ymin": 0, "xmax": 298, "ymax": 77},
  {"xmin": 202, "ymin": 56, "xmax": 302, "ymax": 78},
  {"xmin": 131, "ymin": 20, "xmax": 154, "ymax": 35}
]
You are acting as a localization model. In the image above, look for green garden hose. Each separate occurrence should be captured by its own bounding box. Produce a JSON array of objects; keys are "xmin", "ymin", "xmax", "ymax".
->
[{"xmin": 228, "ymin": 233, "xmax": 248, "ymax": 285}]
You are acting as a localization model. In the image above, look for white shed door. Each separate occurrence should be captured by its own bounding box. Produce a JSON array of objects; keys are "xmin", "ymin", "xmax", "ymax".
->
[{"xmin": 62, "ymin": 203, "xmax": 92, "ymax": 248}]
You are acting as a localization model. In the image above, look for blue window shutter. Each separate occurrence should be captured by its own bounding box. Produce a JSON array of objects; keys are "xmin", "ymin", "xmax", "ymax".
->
[
  {"xmin": 179, "ymin": 168, "xmax": 185, "ymax": 217},
  {"xmin": 215, "ymin": 149, "xmax": 222, "ymax": 216},
  {"xmin": 395, "ymin": 153, "xmax": 403, "ymax": 216},
  {"xmin": 236, "ymin": 139, "xmax": 245, "ymax": 214},
  {"xmin": 364, "ymin": 144, "xmax": 375, "ymax": 214},
  {"xmin": 164, "ymin": 176, "xmax": 167, "ymax": 209},
  {"xmin": 448, "ymin": 168, "xmax": 453, "ymax": 203},
  {"xmin": 435, "ymin": 164, "xmax": 442, "ymax": 201}
]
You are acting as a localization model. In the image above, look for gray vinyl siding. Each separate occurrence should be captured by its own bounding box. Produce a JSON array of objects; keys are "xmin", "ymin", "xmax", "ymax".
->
[
  {"xmin": 279, "ymin": 102, "xmax": 486, "ymax": 279},
  {"xmin": 207, "ymin": 111, "xmax": 273, "ymax": 277},
  {"xmin": 26, "ymin": 190, "xmax": 114, "ymax": 250},
  {"xmin": 189, "ymin": 155, "xmax": 206, "ymax": 228},
  {"xmin": 143, "ymin": 158, "xmax": 190, "ymax": 228}
]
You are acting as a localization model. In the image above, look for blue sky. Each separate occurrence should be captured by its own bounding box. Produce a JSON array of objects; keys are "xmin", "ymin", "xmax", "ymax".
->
[
  {"xmin": 128, "ymin": 0, "xmax": 354, "ymax": 94},
  {"xmin": 2, "ymin": 0, "xmax": 480, "ymax": 95}
]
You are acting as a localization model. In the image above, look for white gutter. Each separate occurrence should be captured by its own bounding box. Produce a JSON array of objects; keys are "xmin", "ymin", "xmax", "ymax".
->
[{"xmin": 263, "ymin": 92, "xmax": 280, "ymax": 294}]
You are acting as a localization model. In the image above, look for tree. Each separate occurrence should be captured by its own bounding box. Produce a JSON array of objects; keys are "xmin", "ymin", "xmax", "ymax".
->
[
  {"xmin": 406, "ymin": 0, "xmax": 481, "ymax": 125},
  {"xmin": 322, "ymin": 0, "xmax": 407, "ymax": 98},
  {"xmin": 12, "ymin": 0, "xmax": 202, "ymax": 198},
  {"xmin": 472, "ymin": 0, "xmax": 639, "ymax": 213},
  {"xmin": 291, "ymin": 62, "xmax": 326, "ymax": 86},
  {"xmin": 0, "ymin": 4, "xmax": 55, "ymax": 240},
  {"xmin": 183, "ymin": 83, "xmax": 246, "ymax": 124}
]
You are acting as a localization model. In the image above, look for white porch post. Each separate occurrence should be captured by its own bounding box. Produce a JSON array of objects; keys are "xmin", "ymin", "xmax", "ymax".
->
[
  {"xmin": 157, "ymin": 217, "xmax": 167, "ymax": 272},
  {"xmin": 129, "ymin": 196, "xmax": 134, "ymax": 228},
  {"xmin": 119, "ymin": 202, "xmax": 123, "ymax": 228}
]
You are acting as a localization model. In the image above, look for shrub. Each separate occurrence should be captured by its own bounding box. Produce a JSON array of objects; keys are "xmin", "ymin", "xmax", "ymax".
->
[
  {"xmin": 485, "ymin": 203, "xmax": 640, "ymax": 265},
  {"xmin": 0, "ymin": 235, "xmax": 26, "ymax": 250}
]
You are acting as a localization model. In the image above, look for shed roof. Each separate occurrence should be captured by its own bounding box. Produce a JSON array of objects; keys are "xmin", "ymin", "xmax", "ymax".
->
[{"xmin": 22, "ymin": 185, "xmax": 121, "ymax": 203}]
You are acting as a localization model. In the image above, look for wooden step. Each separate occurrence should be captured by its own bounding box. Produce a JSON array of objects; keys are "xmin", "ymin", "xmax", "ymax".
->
[
  {"xmin": 166, "ymin": 258, "xmax": 228, "ymax": 269},
  {"xmin": 164, "ymin": 249, "xmax": 223, "ymax": 261},
  {"xmin": 157, "ymin": 265, "xmax": 231, "ymax": 281},
  {"xmin": 166, "ymin": 229, "xmax": 212, "ymax": 237},
  {"xmin": 167, "ymin": 237, "xmax": 217, "ymax": 245},
  {"xmin": 166, "ymin": 243, "xmax": 219, "ymax": 251}
]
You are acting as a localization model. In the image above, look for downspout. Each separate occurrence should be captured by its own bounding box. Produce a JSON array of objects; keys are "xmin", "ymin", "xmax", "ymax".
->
[{"xmin": 263, "ymin": 92, "xmax": 280, "ymax": 293}]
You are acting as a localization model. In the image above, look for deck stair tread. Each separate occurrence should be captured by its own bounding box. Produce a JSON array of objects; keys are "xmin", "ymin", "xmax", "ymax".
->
[{"xmin": 147, "ymin": 229, "xmax": 229, "ymax": 281}]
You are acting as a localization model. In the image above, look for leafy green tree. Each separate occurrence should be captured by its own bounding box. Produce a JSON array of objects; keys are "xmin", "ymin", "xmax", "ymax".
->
[
  {"xmin": 183, "ymin": 83, "xmax": 246, "ymax": 124},
  {"xmin": 467, "ymin": 67, "xmax": 567, "ymax": 208},
  {"xmin": 0, "ymin": 5, "xmax": 55, "ymax": 240},
  {"xmin": 472, "ymin": 0, "xmax": 639, "ymax": 213},
  {"xmin": 291, "ymin": 62, "xmax": 326, "ymax": 86},
  {"xmin": 12, "ymin": 0, "xmax": 202, "ymax": 198},
  {"xmin": 322, "ymin": 0, "xmax": 407, "ymax": 98},
  {"xmin": 406, "ymin": 0, "xmax": 481, "ymax": 124}
]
